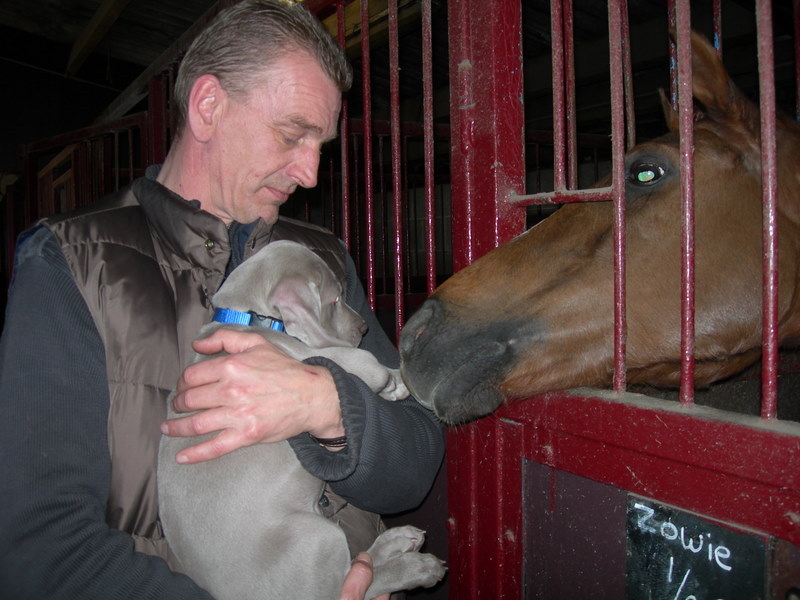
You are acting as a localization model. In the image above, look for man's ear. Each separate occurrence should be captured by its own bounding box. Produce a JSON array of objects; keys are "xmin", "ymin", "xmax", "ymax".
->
[{"xmin": 186, "ymin": 74, "xmax": 226, "ymax": 143}]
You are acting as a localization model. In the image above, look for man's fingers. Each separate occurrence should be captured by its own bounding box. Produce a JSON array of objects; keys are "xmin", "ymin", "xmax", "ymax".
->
[
  {"xmin": 192, "ymin": 327, "xmax": 269, "ymax": 356},
  {"xmin": 338, "ymin": 553, "xmax": 373, "ymax": 600},
  {"xmin": 161, "ymin": 408, "xmax": 219, "ymax": 437},
  {"xmin": 170, "ymin": 428, "xmax": 241, "ymax": 464}
]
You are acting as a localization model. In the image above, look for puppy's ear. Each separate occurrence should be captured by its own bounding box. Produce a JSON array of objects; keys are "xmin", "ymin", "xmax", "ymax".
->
[{"xmin": 270, "ymin": 278, "xmax": 354, "ymax": 348}]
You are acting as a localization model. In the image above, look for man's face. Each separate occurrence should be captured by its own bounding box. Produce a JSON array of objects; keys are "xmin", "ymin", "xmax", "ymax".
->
[{"xmin": 208, "ymin": 52, "xmax": 341, "ymax": 225}]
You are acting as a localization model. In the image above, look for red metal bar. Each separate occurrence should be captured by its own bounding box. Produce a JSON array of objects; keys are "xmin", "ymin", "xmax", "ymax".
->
[
  {"xmin": 621, "ymin": 0, "xmax": 636, "ymax": 149},
  {"xmin": 550, "ymin": 0, "xmax": 567, "ymax": 192},
  {"xmin": 795, "ymin": 0, "xmax": 800, "ymax": 120},
  {"xmin": 359, "ymin": 0, "xmax": 377, "ymax": 310},
  {"xmin": 4, "ymin": 187, "xmax": 14, "ymax": 280},
  {"xmin": 513, "ymin": 392, "xmax": 800, "ymax": 544},
  {"xmin": 23, "ymin": 113, "xmax": 147, "ymax": 155},
  {"xmin": 447, "ymin": 0, "xmax": 525, "ymax": 268},
  {"xmin": 608, "ymin": 0, "xmax": 628, "ymax": 393},
  {"xmin": 667, "ymin": 1, "xmax": 677, "ymax": 104},
  {"xmin": 388, "ymin": 0, "xmax": 404, "ymax": 342},
  {"xmin": 675, "ymin": 2, "xmax": 696, "ymax": 405},
  {"xmin": 327, "ymin": 155, "xmax": 334, "ymax": 230},
  {"xmin": 512, "ymin": 185, "xmax": 613, "ymax": 206},
  {"xmin": 377, "ymin": 136, "xmax": 388, "ymax": 296},
  {"xmin": 337, "ymin": 2, "xmax": 352, "ymax": 250},
  {"xmin": 421, "ymin": 0, "xmax": 437, "ymax": 295},
  {"xmin": 127, "ymin": 127, "xmax": 134, "ymax": 185},
  {"xmin": 756, "ymin": 0, "xmax": 779, "ymax": 419},
  {"xmin": 147, "ymin": 73, "xmax": 168, "ymax": 165},
  {"xmin": 446, "ymin": 0, "xmax": 526, "ymax": 597},
  {"xmin": 113, "ymin": 131, "xmax": 120, "ymax": 191},
  {"xmin": 563, "ymin": 0, "xmax": 578, "ymax": 189},
  {"xmin": 712, "ymin": 0, "xmax": 723, "ymax": 53}
]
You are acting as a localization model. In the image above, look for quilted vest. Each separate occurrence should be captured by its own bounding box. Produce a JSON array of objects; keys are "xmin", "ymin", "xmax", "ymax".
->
[{"xmin": 42, "ymin": 177, "xmax": 347, "ymax": 565}]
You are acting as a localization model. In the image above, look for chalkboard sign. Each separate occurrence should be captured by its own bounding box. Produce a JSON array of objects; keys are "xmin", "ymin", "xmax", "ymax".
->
[{"xmin": 625, "ymin": 496, "xmax": 767, "ymax": 600}]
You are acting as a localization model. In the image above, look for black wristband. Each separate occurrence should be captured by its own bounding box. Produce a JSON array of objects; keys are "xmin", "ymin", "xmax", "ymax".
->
[{"xmin": 309, "ymin": 434, "xmax": 348, "ymax": 448}]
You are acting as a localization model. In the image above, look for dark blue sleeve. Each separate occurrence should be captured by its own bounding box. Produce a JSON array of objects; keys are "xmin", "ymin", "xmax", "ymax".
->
[
  {"xmin": 0, "ymin": 227, "xmax": 213, "ymax": 599},
  {"xmin": 289, "ymin": 249, "xmax": 444, "ymax": 515}
]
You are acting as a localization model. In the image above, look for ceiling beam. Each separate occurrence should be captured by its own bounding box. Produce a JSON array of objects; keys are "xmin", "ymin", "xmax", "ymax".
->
[
  {"xmin": 94, "ymin": 1, "xmax": 229, "ymax": 124},
  {"xmin": 66, "ymin": 0, "xmax": 132, "ymax": 76},
  {"xmin": 319, "ymin": 0, "xmax": 420, "ymax": 54}
]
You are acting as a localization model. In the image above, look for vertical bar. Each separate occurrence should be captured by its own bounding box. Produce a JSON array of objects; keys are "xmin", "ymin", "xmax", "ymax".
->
[
  {"xmin": 421, "ymin": 0, "xmax": 437, "ymax": 295},
  {"xmin": 127, "ymin": 127, "xmax": 134, "ymax": 184},
  {"xmin": 621, "ymin": 0, "xmax": 636, "ymax": 149},
  {"xmin": 147, "ymin": 73, "xmax": 168, "ymax": 165},
  {"xmin": 712, "ymin": 0, "xmax": 723, "ymax": 53},
  {"xmin": 675, "ymin": 2, "xmax": 696, "ymax": 405},
  {"xmin": 794, "ymin": 0, "xmax": 800, "ymax": 121},
  {"xmin": 563, "ymin": 0, "xmax": 578, "ymax": 189},
  {"xmin": 756, "ymin": 0, "xmax": 779, "ymax": 419},
  {"xmin": 447, "ymin": 0, "xmax": 526, "ymax": 597},
  {"xmin": 337, "ymin": 2, "xmax": 352, "ymax": 250},
  {"xmin": 550, "ymin": 0, "xmax": 567, "ymax": 192},
  {"xmin": 114, "ymin": 131, "xmax": 120, "ymax": 191},
  {"xmin": 667, "ymin": 1, "xmax": 677, "ymax": 104},
  {"xmin": 4, "ymin": 185, "xmax": 14, "ymax": 281},
  {"xmin": 389, "ymin": 0, "xmax": 405, "ymax": 343},
  {"xmin": 378, "ymin": 136, "xmax": 387, "ymax": 296},
  {"xmin": 328, "ymin": 155, "xmax": 335, "ymax": 233},
  {"xmin": 350, "ymin": 132, "xmax": 361, "ymax": 267},
  {"xmin": 449, "ymin": 6, "xmax": 476, "ymax": 273},
  {"xmin": 608, "ymin": 0, "xmax": 628, "ymax": 393},
  {"xmin": 360, "ymin": 0, "xmax": 377, "ymax": 310}
]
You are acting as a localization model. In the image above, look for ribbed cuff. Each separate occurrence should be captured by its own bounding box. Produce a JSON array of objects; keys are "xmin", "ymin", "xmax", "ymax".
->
[{"xmin": 287, "ymin": 356, "xmax": 368, "ymax": 482}]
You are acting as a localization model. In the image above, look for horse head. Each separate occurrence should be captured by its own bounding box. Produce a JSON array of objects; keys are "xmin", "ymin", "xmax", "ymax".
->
[{"xmin": 400, "ymin": 31, "xmax": 800, "ymax": 425}]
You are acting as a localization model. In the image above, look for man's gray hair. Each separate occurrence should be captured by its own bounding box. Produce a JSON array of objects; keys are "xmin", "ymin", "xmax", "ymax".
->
[{"xmin": 173, "ymin": 0, "xmax": 352, "ymax": 135}]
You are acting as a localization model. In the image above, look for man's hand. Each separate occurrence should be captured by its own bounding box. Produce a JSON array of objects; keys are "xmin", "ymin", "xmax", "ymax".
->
[
  {"xmin": 339, "ymin": 554, "xmax": 390, "ymax": 600},
  {"xmin": 160, "ymin": 328, "xmax": 345, "ymax": 463}
]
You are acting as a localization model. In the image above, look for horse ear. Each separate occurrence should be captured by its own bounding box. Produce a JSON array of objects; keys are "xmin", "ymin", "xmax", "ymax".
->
[
  {"xmin": 658, "ymin": 88, "xmax": 678, "ymax": 132},
  {"xmin": 685, "ymin": 30, "xmax": 759, "ymax": 132}
]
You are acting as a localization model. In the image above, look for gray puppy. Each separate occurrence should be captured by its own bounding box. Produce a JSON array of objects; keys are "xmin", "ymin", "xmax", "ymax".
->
[{"xmin": 158, "ymin": 240, "xmax": 444, "ymax": 600}]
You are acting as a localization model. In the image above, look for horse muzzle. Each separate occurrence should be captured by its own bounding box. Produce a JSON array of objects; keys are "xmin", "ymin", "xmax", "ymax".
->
[{"xmin": 400, "ymin": 297, "xmax": 536, "ymax": 424}]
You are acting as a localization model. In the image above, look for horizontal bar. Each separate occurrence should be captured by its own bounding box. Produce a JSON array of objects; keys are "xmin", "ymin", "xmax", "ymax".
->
[{"xmin": 510, "ymin": 186, "xmax": 613, "ymax": 205}]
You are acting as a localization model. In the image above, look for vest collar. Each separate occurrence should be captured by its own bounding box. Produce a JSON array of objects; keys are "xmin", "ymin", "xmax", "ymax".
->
[{"xmin": 132, "ymin": 176, "xmax": 274, "ymax": 271}]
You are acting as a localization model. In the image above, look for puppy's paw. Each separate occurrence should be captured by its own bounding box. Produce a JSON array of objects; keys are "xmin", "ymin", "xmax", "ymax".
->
[
  {"xmin": 367, "ymin": 526, "xmax": 426, "ymax": 564},
  {"xmin": 367, "ymin": 552, "xmax": 447, "ymax": 597},
  {"xmin": 410, "ymin": 553, "xmax": 447, "ymax": 588},
  {"xmin": 378, "ymin": 369, "xmax": 410, "ymax": 401}
]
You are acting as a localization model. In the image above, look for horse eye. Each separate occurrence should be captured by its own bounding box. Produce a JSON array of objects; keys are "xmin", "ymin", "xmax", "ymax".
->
[{"xmin": 629, "ymin": 162, "xmax": 665, "ymax": 185}]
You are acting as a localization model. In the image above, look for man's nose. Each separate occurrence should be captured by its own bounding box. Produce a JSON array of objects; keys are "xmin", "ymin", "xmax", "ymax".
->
[{"xmin": 288, "ymin": 144, "xmax": 321, "ymax": 189}]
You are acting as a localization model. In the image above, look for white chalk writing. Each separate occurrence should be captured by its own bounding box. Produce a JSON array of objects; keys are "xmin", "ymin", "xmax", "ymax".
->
[{"xmin": 633, "ymin": 502, "xmax": 733, "ymax": 573}]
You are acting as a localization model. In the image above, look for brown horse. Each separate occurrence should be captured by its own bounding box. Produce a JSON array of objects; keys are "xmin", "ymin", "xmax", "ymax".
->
[{"xmin": 399, "ymin": 31, "xmax": 800, "ymax": 425}]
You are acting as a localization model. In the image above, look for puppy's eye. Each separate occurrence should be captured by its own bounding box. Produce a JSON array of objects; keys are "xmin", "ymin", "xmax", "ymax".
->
[{"xmin": 629, "ymin": 162, "xmax": 665, "ymax": 185}]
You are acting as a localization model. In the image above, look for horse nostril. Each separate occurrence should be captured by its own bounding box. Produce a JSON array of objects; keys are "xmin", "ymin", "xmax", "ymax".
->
[{"xmin": 400, "ymin": 299, "xmax": 441, "ymax": 355}]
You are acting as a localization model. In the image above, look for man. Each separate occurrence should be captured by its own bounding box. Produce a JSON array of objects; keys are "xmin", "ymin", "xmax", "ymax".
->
[{"xmin": 0, "ymin": 1, "xmax": 444, "ymax": 598}]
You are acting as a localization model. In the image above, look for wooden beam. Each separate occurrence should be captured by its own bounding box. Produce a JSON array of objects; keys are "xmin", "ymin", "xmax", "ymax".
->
[
  {"xmin": 319, "ymin": 0, "xmax": 420, "ymax": 54},
  {"xmin": 94, "ymin": 1, "xmax": 230, "ymax": 124},
  {"xmin": 67, "ymin": 0, "xmax": 133, "ymax": 75}
]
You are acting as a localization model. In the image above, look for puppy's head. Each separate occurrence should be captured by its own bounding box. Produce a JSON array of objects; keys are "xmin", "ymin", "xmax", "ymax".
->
[{"xmin": 212, "ymin": 241, "xmax": 367, "ymax": 348}]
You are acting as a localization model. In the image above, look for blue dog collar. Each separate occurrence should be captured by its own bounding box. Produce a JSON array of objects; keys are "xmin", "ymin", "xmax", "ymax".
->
[{"xmin": 213, "ymin": 308, "xmax": 285, "ymax": 332}]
